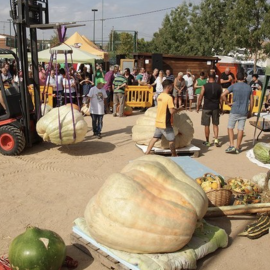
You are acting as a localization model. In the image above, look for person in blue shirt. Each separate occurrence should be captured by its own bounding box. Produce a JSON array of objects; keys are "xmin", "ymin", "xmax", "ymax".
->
[{"xmin": 221, "ymin": 72, "xmax": 254, "ymax": 154}]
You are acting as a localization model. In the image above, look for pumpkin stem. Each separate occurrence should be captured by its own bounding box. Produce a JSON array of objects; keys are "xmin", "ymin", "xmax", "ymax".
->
[{"xmin": 43, "ymin": 133, "xmax": 50, "ymax": 142}]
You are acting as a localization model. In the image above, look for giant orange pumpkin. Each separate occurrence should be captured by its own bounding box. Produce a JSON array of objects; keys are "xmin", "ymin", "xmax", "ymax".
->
[
  {"xmin": 132, "ymin": 107, "xmax": 194, "ymax": 149},
  {"xmin": 84, "ymin": 155, "xmax": 208, "ymax": 254}
]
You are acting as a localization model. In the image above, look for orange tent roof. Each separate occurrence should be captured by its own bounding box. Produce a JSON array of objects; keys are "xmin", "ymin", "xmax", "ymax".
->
[
  {"xmin": 81, "ymin": 35, "xmax": 99, "ymax": 50},
  {"xmin": 65, "ymin": 32, "xmax": 109, "ymax": 61}
]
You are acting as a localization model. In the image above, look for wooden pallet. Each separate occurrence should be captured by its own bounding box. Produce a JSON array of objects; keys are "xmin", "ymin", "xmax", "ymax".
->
[
  {"xmin": 70, "ymin": 232, "xmax": 132, "ymax": 270},
  {"xmin": 136, "ymin": 144, "xmax": 200, "ymax": 158}
]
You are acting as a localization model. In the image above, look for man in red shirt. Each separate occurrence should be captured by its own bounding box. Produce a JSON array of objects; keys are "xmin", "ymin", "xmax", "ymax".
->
[{"xmin": 145, "ymin": 79, "xmax": 183, "ymax": 156}]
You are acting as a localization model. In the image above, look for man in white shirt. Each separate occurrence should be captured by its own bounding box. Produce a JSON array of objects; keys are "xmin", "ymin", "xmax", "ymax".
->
[
  {"xmin": 87, "ymin": 78, "xmax": 108, "ymax": 139},
  {"xmin": 47, "ymin": 69, "xmax": 64, "ymax": 107},
  {"xmin": 46, "ymin": 69, "xmax": 56, "ymax": 90},
  {"xmin": 63, "ymin": 72, "xmax": 76, "ymax": 104},
  {"xmin": 183, "ymin": 69, "xmax": 195, "ymax": 112},
  {"xmin": 55, "ymin": 69, "xmax": 64, "ymax": 106}
]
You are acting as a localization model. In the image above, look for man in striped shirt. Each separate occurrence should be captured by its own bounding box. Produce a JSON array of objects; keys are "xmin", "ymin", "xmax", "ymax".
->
[{"xmin": 112, "ymin": 71, "xmax": 127, "ymax": 117}]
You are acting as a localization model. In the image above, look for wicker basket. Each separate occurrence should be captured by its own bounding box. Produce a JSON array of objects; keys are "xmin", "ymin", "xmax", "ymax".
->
[
  {"xmin": 204, "ymin": 173, "xmax": 232, "ymax": 207},
  {"xmin": 206, "ymin": 188, "xmax": 232, "ymax": 207}
]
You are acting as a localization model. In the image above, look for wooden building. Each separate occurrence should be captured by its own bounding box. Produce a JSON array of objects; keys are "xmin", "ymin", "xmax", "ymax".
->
[
  {"xmin": 131, "ymin": 53, "xmax": 220, "ymax": 79},
  {"xmin": 0, "ymin": 34, "xmax": 10, "ymax": 49}
]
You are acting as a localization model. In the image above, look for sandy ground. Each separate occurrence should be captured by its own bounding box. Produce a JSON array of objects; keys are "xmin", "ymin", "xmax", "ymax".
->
[{"xmin": 0, "ymin": 107, "xmax": 269, "ymax": 270}]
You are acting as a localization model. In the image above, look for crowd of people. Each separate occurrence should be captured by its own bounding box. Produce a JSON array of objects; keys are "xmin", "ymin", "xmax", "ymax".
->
[
  {"xmin": 195, "ymin": 68, "xmax": 256, "ymax": 155},
  {"xmin": 0, "ymin": 59, "xmax": 267, "ymax": 152},
  {"xmin": 145, "ymin": 67, "xmax": 259, "ymax": 156}
]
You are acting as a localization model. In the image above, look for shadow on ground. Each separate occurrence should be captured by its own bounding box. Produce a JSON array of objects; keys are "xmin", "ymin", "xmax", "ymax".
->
[
  {"xmin": 65, "ymin": 244, "xmax": 93, "ymax": 270},
  {"xmin": 197, "ymin": 215, "xmax": 258, "ymax": 269},
  {"xmin": 58, "ymin": 141, "xmax": 116, "ymax": 156},
  {"xmin": 84, "ymin": 125, "xmax": 133, "ymax": 139}
]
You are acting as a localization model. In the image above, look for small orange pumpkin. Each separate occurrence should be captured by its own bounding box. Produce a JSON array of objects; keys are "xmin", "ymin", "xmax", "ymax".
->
[
  {"xmin": 123, "ymin": 105, "xmax": 133, "ymax": 116},
  {"xmin": 116, "ymin": 105, "xmax": 133, "ymax": 116}
]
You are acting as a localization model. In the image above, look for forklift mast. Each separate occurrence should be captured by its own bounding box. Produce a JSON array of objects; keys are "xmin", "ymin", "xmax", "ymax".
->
[{"xmin": 10, "ymin": 0, "xmax": 49, "ymax": 147}]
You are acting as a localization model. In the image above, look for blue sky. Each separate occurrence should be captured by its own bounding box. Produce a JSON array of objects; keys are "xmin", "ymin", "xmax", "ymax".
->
[{"xmin": 0, "ymin": 0, "xmax": 201, "ymax": 44}]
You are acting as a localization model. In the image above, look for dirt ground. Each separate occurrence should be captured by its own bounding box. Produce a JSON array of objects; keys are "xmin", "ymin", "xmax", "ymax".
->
[{"xmin": 0, "ymin": 108, "xmax": 269, "ymax": 270}]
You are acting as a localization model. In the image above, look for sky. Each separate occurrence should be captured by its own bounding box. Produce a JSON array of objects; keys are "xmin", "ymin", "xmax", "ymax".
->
[{"xmin": 0, "ymin": 0, "xmax": 201, "ymax": 46}]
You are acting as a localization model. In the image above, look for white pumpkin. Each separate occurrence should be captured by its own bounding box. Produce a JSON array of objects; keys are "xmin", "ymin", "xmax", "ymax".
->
[
  {"xmin": 36, "ymin": 105, "xmax": 88, "ymax": 145},
  {"xmin": 40, "ymin": 103, "xmax": 52, "ymax": 116},
  {"xmin": 84, "ymin": 155, "xmax": 208, "ymax": 254},
  {"xmin": 132, "ymin": 107, "xmax": 194, "ymax": 149},
  {"xmin": 81, "ymin": 104, "xmax": 90, "ymax": 116}
]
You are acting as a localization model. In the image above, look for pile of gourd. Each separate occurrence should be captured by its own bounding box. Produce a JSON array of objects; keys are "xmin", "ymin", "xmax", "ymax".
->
[
  {"xmin": 195, "ymin": 173, "xmax": 226, "ymax": 193},
  {"xmin": 227, "ymin": 177, "xmax": 261, "ymax": 194}
]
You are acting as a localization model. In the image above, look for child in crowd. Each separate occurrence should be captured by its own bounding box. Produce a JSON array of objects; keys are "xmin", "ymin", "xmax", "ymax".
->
[
  {"xmin": 80, "ymin": 75, "xmax": 94, "ymax": 104},
  {"xmin": 87, "ymin": 78, "xmax": 107, "ymax": 139}
]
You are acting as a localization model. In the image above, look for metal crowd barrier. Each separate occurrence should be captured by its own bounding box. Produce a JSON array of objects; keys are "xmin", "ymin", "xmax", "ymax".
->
[
  {"xmin": 125, "ymin": 85, "xmax": 153, "ymax": 108},
  {"xmin": 222, "ymin": 89, "xmax": 263, "ymax": 113},
  {"xmin": 28, "ymin": 85, "xmax": 54, "ymax": 107}
]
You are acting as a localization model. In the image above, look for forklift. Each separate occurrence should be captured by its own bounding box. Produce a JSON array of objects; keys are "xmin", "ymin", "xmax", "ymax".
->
[
  {"xmin": 0, "ymin": 48, "xmax": 33, "ymax": 155},
  {"xmin": 0, "ymin": 0, "xmax": 49, "ymax": 155},
  {"xmin": 0, "ymin": 1, "xmax": 81, "ymax": 155}
]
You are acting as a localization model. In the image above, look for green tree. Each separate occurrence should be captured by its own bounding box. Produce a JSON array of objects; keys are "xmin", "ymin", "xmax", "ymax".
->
[
  {"xmin": 116, "ymin": 32, "xmax": 134, "ymax": 57},
  {"xmin": 49, "ymin": 30, "xmax": 64, "ymax": 47},
  {"xmin": 226, "ymin": 0, "xmax": 270, "ymax": 69},
  {"xmin": 151, "ymin": 3, "xmax": 193, "ymax": 55},
  {"xmin": 137, "ymin": 38, "xmax": 152, "ymax": 53},
  {"xmin": 189, "ymin": 0, "xmax": 234, "ymax": 56}
]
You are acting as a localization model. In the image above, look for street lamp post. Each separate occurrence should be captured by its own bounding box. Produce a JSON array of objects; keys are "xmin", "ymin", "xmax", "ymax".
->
[
  {"xmin": 92, "ymin": 9, "xmax": 98, "ymax": 44},
  {"xmin": 101, "ymin": 0, "xmax": 104, "ymax": 49}
]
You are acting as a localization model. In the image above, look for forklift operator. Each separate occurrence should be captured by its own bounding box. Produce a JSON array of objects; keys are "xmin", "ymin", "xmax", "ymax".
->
[
  {"xmin": 0, "ymin": 90, "xmax": 5, "ymax": 111},
  {"xmin": 0, "ymin": 67, "xmax": 15, "ymax": 111}
]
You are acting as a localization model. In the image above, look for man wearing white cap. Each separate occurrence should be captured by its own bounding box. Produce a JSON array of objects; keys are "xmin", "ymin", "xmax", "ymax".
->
[{"xmin": 87, "ymin": 78, "xmax": 108, "ymax": 139}]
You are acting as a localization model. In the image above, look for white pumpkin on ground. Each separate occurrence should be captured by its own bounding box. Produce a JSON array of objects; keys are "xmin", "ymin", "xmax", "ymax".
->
[
  {"xmin": 36, "ymin": 105, "xmax": 88, "ymax": 145},
  {"xmin": 132, "ymin": 107, "xmax": 194, "ymax": 149},
  {"xmin": 84, "ymin": 155, "xmax": 208, "ymax": 254}
]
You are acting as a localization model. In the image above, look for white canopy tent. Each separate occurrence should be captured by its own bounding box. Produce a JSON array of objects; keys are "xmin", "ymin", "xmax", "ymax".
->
[{"xmin": 34, "ymin": 44, "xmax": 102, "ymax": 64}]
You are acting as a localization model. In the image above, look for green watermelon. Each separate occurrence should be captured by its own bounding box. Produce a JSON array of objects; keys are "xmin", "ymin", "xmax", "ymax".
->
[
  {"xmin": 253, "ymin": 142, "xmax": 270, "ymax": 164},
  {"xmin": 9, "ymin": 226, "xmax": 66, "ymax": 270}
]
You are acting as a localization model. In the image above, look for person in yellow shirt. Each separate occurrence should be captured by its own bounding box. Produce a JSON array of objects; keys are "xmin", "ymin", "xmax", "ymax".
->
[{"xmin": 145, "ymin": 79, "xmax": 183, "ymax": 156}]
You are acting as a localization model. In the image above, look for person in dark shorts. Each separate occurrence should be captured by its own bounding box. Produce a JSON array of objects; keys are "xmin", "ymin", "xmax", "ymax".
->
[
  {"xmin": 221, "ymin": 72, "xmax": 254, "ymax": 154},
  {"xmin": 145, "ymin": 79, "xmax": 183, "ymax": 156},
  {"xmin": 196, "ymin": 73, "xmax": 223, "ymax": 147}
]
